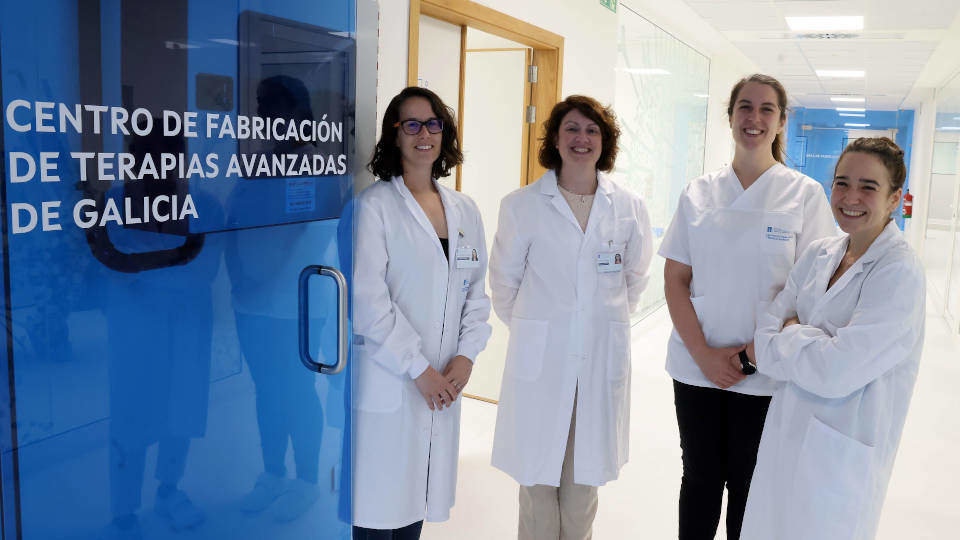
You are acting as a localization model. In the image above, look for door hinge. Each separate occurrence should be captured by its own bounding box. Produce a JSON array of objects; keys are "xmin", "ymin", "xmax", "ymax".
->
[
  {"xmin": 525, "ymin": 105, "xmax": 536, "ymax": 123},
  {"xmin": 528, "ymin": 65, "xmax": 538, "ymax": 83}
]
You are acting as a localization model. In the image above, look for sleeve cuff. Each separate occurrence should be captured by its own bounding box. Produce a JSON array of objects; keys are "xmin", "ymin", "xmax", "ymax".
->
[
  {"xmin": 406, "ymin": 355, "xmax": 430, "ymax": 379},
  {"xmin": 455, "ymin": 345, "xmax": 479, "ymax": 364}
]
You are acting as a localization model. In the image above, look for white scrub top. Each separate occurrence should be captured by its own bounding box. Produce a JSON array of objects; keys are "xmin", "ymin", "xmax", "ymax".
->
[
  {"xmin": 658, "ymin": 163, "xmax": 837, "ymax": 395},
  {"xmin": 741, "ymin": 221, "xmax": 925, "ymax": 540},
  {"xmin": 489, "ymin": 170, "xmax": 653, "ymax": 487},
  {"xmin": 352, "ymin": 176, "xmax": 492, "ymax": 528}
]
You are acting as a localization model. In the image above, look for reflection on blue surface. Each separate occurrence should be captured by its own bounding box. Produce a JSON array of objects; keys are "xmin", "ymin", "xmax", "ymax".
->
[
  {"xmin": 0, "ymin": 0, "xmax": 355, "ymax": 538},
  {"xmin": 786, "ymin": 107, "xmax": 915, "ymax": 230}
]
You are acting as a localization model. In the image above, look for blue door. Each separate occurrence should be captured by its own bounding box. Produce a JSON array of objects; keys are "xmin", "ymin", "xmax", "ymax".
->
[{"xmin": 0, "ymin": 0, "xmax": 357, "ymax": 538}]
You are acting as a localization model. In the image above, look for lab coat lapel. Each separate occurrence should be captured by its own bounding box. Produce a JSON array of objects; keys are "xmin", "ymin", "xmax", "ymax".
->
[
  {"xmin": 437, "ymin": 183, "xmax": 461, "ymax": 271},
  {"xmin": 394, "ymin": 176, "xmax": 446, "ymax": 260},
  {"xmin": 583, "ymin": 173, "xmax": 614, "ymax": 242},
  {"xmin": 814, "ymin": 221, "xmax": 900, "ymax": 311},
  {"xmin": 540, "ymin": 170, "xmax": 584, "ymax": 233}
]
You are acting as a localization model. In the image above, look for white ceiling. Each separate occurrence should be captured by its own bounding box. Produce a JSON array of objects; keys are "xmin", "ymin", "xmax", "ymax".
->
[{"xmin": 681, "ymin": 0, "xmax": 960, "ymax": 110}]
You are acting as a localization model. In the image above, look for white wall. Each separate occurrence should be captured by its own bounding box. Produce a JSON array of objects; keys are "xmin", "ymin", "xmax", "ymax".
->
[
  {"xmin": 417, "ymin": 15, "xmax": 462, "ymax": 109},
  {"xmin": 354, "ymin": 0, "xmax": 380, "ymax": 192},
  {"xmin": 416, "ymin": 15, "xmax": 463, "ymax": 189},
  {"xmin": 910, "ymin": 89, "xmax": 939, "ymax": 253}
]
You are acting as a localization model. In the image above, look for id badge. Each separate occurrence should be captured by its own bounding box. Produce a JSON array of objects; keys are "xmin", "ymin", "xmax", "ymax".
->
[
  {"xmin": 596, "ymin": 250, "xmax": 623, "ymax": 273},
  {"xmin": 455, "ymin": 246, "xmax": 480, "ymax": 269}
]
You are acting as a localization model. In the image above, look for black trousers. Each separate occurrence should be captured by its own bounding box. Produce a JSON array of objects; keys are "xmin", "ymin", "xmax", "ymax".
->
[
  {"xmin": 673, "ymin": 380, "xmax": 771, "ymax": 540},
  {"xmin": 353, "ymin": 521, "xmax": 423, "ymax": 540}
]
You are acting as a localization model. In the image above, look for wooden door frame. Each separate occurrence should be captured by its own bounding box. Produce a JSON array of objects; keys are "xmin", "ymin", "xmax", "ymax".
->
[{"xmin": 408, "ymin": 0, "xmax": 564, "ymax": 185}]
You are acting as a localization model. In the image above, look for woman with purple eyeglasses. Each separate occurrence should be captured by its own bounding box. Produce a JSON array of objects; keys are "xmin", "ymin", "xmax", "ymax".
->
[{"xmin": 351, "ymin": 87, "xmax": 492, "ymax": 539}]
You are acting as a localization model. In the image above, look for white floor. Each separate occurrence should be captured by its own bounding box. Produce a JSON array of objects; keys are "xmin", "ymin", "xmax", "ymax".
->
[{"xmin": 423, "ymin": 274, "xmax": 960, "ymax": 539}]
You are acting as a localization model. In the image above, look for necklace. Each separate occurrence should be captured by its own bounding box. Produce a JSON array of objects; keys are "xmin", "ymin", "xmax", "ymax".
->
[{"xmin": 558, "ymin": 184, "xmax": 594, "ymax": 209}]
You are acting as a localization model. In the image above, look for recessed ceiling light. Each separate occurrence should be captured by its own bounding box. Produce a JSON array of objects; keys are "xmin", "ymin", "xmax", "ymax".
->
[
  {"xmin": 785, "ymin": 16, "xmax": 864, "ymax": 32},
  {"xmin": 831, "ymin": 96, "xmax": 865, "ymax": 103},
  {"xmin": 839, "ymin": 113, "xmax": 866, "ymax": 117},
  {"xmin": 845, "ymin": 123, "xmax": 870, "ymax": 127},
  {"xmin": 836, "ymin": 107, "xmax": 866, "ymax": 112},
  {"xmin": 618, "ymin": 68, "xmax": 670, "ymax": 75},
  {"xmin": 817, "ymin": 70, "xmax": 865, "ymax": 78}
]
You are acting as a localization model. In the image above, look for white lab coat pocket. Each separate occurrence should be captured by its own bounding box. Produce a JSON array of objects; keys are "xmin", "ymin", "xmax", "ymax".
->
[
  {"xmin": 760, "ymin": 211, "xmax": 801, "ymax": 255},
  {"xmin": 355, "ymin": 348, "xmax": 403, "ymax": 413},
  {"xmin": 607, "ymin": 321, "xmax": 631, "ymax": 380},
  {"xmin": 790, "ymin": 416, "xmax": 873, "ymax": 539},
  {"xmin": 505, "ymin": 317, "xmax": 549, "ymax": 381}
]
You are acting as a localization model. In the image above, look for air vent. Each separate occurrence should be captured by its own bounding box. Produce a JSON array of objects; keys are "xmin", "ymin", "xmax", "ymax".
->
[
  {"xmin": 759, "ymin": 32, "xmax": 905, "ymax": 40},
  {"xmin": 796, "ymin": 32, "xmax": 859, "ymax": 40}
]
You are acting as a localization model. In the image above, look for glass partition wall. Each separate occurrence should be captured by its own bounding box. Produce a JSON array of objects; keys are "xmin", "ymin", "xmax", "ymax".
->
[
  {"xmin": 928, "ymin": 72, "xmax": 960, "ymax": 332},
  {"xmin": 613, "ymin": 3, "xmax": 710, "ymax": 320}
]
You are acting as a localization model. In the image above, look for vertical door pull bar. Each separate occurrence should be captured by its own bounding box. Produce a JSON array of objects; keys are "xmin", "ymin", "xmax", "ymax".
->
[{"xmin": 298, "ymin": 265, "xmax": 349, "ymax": 374}]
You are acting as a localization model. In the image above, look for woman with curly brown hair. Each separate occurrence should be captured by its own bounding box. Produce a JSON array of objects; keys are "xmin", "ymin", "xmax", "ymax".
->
[
  {"xmin": 351, "ymin": 86, "xmax": 492, "ymax": 539},
  {"xmin": 488, "ymin": 95, "xmax": 654, "ymax": 539}
]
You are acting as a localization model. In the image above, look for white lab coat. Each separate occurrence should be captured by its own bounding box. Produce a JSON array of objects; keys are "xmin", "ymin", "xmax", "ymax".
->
[
  {"xmin": 489, "ymin": 170, "xmax": 653, "ymax": 487},
  {"xmin": 741, "ymin": 221, "xmax": 925, "ymax": 540},
  {"xmin": 351, "ymin": 177, "xmax": 492, "ymax": 528},
  {"xmin": 658, "ymin": 163, "xmax": 837, "ymax": 395}
]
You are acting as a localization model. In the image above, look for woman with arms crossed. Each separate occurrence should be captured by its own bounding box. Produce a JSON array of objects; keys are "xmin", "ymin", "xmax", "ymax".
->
[
  {"xmin": 659, "ymin": 74, "xmax": 837, "ymax": 539},
  {"xmin": 741, "ymin": 138, "xmax": 924, "ymax": 540},
  {"xmin": 351, "ymin": 87, "xmax": 492, "ymax": 539},
  {"xmin": 489, "ymin": 95, "xmax": 653, "ymax": 540}
]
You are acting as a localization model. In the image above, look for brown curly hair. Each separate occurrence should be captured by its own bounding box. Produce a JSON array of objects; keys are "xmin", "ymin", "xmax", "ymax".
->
[
  {"xmin": 538, "ymin": 95, "xmax": 620, "ymax": 173},
  {"xmin": 368, "ymin": 87, "xmax": 463, "ymax": 181},
  {"xmin": 834, "ymin": 137, "xmax": 907, "ymax": 192}
]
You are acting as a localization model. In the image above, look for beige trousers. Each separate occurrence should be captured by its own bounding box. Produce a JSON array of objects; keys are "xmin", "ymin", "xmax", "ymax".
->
[{"xmin": 518, "ymin": 397, "xmax": 598, "ymax": 540}]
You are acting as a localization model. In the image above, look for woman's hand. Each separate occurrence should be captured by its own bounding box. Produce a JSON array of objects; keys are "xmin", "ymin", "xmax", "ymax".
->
[
  {"xmin": 783, "ymin": 316, "xmax": 800, "ymax": 329},
  {"xmin": 442, "ymin": 355, "xmax": 473, "ymax": 395},
  {"xmin": 693, "ymin": 345, "xmax": 747, "ymax": 389},
  {"xmin": 414, "ymin": 366, "xmax": 458, "ymax": 411}
]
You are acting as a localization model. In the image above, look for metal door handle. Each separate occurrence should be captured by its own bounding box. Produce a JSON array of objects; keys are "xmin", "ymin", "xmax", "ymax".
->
[{"xmin": 298, "ymin": 265, "xmax": 348, "ymax": 374}]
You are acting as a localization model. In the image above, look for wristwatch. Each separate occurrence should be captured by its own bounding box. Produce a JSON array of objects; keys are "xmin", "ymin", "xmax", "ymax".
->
[{"xmin": 739, "ymin": 350, "xmax": 757, "ymax": 375}]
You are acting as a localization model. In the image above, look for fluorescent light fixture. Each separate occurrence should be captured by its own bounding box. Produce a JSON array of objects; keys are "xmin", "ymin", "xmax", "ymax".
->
[
  {"xmin": 845, "ymin": 123, "xmax": 870, "ymax": 127},
  {"xmin": 939, "ymin": 126, "xmax": 960, "ymax": 131},
  {"xmin": 839, "ymin": 113, "xmax": 866, "ymax": 117},
  {"xmin": 831, "ymin": 96, "xmax": 865, "ymax": 103},
  {"xmin": 785, "ymin": 16, "xmax": 864, "ymax": 32},
  {"xmin": 836, "ymin": 107, "xmax": 866, "ymax": 112},
  {"xmin": 817, "ymin": 70, "xmax": 865, "ymax": 78},
  {"xmin": 693, "ymin": 93, "xmax": 709, "ymax": 98},
  {"xmin": 955, "ymin": 116, "xmax": 960, "ymax": 120},
  {"xmin": 619, "ymin": 68, "xmax": 671, "ymax": 75}
]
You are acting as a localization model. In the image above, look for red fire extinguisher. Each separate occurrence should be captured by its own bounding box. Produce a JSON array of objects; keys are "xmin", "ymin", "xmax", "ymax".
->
[{"xmin": 902, "ymin": 189, "xmax": 913, "ymax": 219}]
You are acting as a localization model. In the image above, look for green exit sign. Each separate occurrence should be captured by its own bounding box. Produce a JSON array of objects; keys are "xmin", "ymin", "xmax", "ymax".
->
[{"xmin": 600, "ymin": 0, "xmax": 617, "ymax": 13}]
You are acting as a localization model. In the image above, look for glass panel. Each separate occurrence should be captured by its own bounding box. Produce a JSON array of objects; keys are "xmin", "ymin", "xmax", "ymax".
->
[
  {"xmin": 931, "ymin": 70, "xmax": 960, "ymax": 325},
  {"xmin": 0, "ymin": 1, "xmax": 357, "ymax": 538},
  {"xmin": 612, "ymin": 3, "xmax": 710, "ymax": 319}
]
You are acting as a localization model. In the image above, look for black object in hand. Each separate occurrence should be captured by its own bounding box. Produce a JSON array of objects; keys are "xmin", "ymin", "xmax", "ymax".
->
[{"xmin": 739, "ymin": 350, "xmax": 757, "ymax": 375}]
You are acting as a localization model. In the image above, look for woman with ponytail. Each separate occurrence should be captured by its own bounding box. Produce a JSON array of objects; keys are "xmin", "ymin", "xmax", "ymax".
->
[{"xmin": 659, "ymin": 74, "xmax": 837, "ymax": 539}]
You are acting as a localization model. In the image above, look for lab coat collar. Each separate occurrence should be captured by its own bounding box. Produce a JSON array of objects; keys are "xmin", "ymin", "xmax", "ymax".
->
[
  {"xmin": 817, "ymin": 220, "xmax": 902, "ymax": 304},
  {"xmin": 392, "ymin": 175, "xmax": 460, "ymax": 266},
  {"xmin": 539, "ymin": 169, "xmax": 614, "ymax": 234}
]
